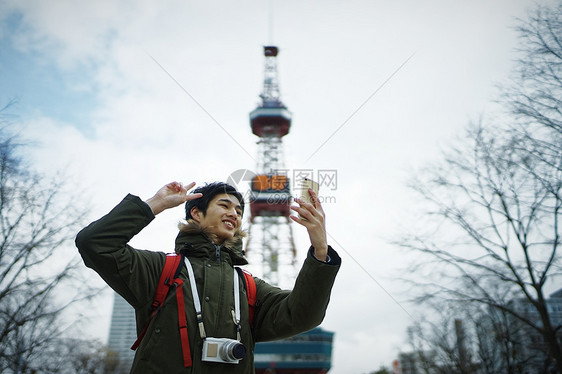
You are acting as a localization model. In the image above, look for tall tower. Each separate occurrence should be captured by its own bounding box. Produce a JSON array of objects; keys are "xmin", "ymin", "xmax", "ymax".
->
[
  {"xmin": 248, "ymin": 46, "xmax": 335, "ymax": 374},
  {"xmin": 246, "ymin": 45, "xmax": 297, "ymax": 287}
]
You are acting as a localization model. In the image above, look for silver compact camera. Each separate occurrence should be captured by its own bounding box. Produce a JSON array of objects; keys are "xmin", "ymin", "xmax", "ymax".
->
[{"xmin": 202, "ymin": 337, "xmax": 247, "ymax": 364}]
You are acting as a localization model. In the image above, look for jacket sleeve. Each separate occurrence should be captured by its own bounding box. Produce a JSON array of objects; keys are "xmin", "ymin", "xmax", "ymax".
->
[
  {"xmin": 252, "ymin": 246, "xmax": 341, "ymax": 342},
  {"xmin": 75, "ymin": 194, "xmax": 166, "ymax": 309}
]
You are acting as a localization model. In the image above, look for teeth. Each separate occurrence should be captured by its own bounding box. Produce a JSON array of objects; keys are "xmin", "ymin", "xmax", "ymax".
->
[{"xmin": 223, "ymin": 221, "xmax": 234, "ymax": 228}]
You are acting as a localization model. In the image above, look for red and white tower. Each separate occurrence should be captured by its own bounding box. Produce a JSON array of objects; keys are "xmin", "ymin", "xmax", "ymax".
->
[
  {"xmin": 248, "ymin": 45, "xmax": 335, "ymax": 374},
  {"xmin": 245, "ymin": 46, "xmax": 297, "ymax": 287}
]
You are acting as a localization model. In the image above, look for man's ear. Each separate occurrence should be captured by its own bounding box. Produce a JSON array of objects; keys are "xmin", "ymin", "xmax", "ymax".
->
[{"xmin": 191, "ymin": 207, "xmax": 202, "ymax": 222}]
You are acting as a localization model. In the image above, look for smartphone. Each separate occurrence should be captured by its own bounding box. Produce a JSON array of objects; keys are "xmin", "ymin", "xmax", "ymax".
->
[{"xmin": 299, "ymin": 178, "xmax": 319, "ymax": 204}]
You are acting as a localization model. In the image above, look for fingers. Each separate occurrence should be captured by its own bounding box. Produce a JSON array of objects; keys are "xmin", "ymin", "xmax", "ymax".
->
[
  {"xmin": 166, "ymin": 181, "xmax": 194, "ymax": 192},
  {"xmin": 295, "ymin": 189, "xmax": 324, "ymax": 214},
  {"xmin": 176, "ymin": 181, "xmax": 203, "ymax": 202},
  {"xmin": 290, "ymin": 194, "xmax": 325, "ymax": 225},
  {"xmin": 185, "ymin": 192, "xmax": 203, "ymax": 201},
  {"xmin": 166, "ymin": 181, "xmax": 184, "ymax": 193},
  {"xmin": 183, "ymin": 181, "xmax": 196, "ymax": 191},
  {"xmin": 290, "ymin": 193, "xmax": 328, "ymax": 251},
  {"xmin": 163, "ymin": 181, "xmax": 202, "ymax": 202},
  {"xmin": 183, "ymin": 182, "xmax": 203, "ymax": 201},
  {"xmin": 308, "ymin": 188, "xmax": 324, "ymax": 212}
]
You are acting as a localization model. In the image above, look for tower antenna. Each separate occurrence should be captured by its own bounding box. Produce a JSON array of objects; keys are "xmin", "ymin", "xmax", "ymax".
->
[{"xmin": 268, "ymin": 0, "xmax": 274, "ymax": 45}]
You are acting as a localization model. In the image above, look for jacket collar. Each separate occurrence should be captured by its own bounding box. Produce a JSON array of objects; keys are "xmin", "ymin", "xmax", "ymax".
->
[{"xmin": 174, "ymin": 219, "xmax": 248, "ymax": 265}]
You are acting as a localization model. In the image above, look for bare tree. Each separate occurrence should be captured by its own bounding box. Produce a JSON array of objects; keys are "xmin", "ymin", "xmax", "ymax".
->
[
  {"xmin": 404, "ymin": 303, "xmax": 477, "ymax": 374},
  {"xmin": 401, "ymin": 123, "xmax": 562, "ymax": 371},
  {"xmin": 405, "ymin": 299, "xmax": 533, "ymax": 374},
  {"xmin": 49, "ymin": 338, "xmax": 120, "ymax": 374},
  {"xmin": 398, "ymin": 2, "xmax": 562, "ymax": 372},
  {"xmin": 506, "ymin": 2, "xmax": 562, "ymax": 139},
  {"xmin": 473, "ymin": 303, "xmax": 530, "ymax": 374},
  {"xmin": 505, "ymin": 1, "xmax": 562, "ymax": 230},
  {"xmin": 367, "ymin": 367, "xmax": 392, "ymax": 374},
  {"xmin": 16, "ymin": 337, "xmax": 121, "ymax": 374},
  {"xmin": 0, "ymin": 113, "xmax": 98, "ymax": 372}
]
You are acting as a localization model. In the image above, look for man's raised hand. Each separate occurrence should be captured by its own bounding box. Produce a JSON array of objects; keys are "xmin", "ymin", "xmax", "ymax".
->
[
  {"xmin": 145, "ymin": 182, "xmax": 202, "ymax": 215},
  {"xmin": 290, "ymin": 188, "xmax": 328, "ymax": 261}
]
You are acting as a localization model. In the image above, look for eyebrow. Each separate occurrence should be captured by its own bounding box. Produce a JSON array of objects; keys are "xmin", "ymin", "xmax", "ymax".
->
[{"xmin": 217, "ymin": 198, "xmax": 242, "ymax": 212}]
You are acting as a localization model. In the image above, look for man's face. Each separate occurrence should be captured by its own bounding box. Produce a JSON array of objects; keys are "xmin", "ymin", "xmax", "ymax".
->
[{"xmin": 191, "ymin": 193, "xmax": 243, "ymax": 244}]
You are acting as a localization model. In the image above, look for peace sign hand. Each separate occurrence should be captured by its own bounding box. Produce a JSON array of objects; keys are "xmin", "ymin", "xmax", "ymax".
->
[{"xmin": 145, "ymin": 181, "xmax": 202, "ymax": 215}]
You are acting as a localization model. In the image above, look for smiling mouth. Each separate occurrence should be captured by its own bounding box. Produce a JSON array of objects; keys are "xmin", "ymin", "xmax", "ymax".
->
[{"xmin": 223, "ymin": 220, "xmax": 235, "ymax": 229}]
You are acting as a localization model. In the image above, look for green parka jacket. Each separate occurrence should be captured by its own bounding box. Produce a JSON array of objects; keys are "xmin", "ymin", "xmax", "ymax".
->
[{"xmin": 75, "ymin": 194, "xmax": 341, "ymax": 374}]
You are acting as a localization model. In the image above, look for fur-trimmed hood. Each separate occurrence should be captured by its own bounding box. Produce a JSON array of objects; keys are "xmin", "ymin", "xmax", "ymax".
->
[{"xmin": 174, "ymin": 219, "xmax": 248, "ymax": 265}]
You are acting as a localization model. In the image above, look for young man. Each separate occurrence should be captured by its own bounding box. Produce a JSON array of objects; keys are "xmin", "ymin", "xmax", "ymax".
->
[{"xmin": 76, "ymin": 181, "xmax": 340, "ymax": 373}]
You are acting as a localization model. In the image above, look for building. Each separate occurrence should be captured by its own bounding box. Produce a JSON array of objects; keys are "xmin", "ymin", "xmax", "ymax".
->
[
  {"xmin": 107, "ymin": 293, "xmax": 136, "ymax": 374},
  {"xmin": 254, "ymin": 327, "xmax": 334, "ymax": 374},
  {"xmin": 508, "ymin": 288, "xmax": 562, "ymax": 373}
]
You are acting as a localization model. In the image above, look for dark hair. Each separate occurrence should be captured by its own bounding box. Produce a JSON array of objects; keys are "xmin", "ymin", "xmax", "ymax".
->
[{"xmin": 185, "ymin": 182, "xmax": 244, "ymax": 220}]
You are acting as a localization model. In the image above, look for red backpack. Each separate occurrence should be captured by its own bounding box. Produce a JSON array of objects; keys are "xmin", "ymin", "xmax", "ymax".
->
[{"xmin": 131, "ymin": 253, "xmax": 256, "ymax": 368}]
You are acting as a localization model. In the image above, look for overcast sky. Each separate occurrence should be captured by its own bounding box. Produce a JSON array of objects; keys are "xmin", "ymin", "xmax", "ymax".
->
[{"xmin": 0, "ymin": 0, "xmax": 548, "ymax": 372}]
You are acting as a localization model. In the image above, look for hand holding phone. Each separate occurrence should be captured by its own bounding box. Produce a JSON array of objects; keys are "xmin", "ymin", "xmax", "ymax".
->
[{"xmin": 292, "ymin": 178, "xmax": 328, "ymax": 259}]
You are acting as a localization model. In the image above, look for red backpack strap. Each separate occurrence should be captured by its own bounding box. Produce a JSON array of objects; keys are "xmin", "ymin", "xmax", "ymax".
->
[
  {"xmin": 154, "ymin": 254, "xmax": 182, "ymax": 305},
  {"xmin": 131, "ymin": 254, "xmax": 183, "ymax": 350},
  {"xmin": 236, "ymin": 267, "xmax": 257, "ymax": 325},
  {"xmin": 163, "ymin": 255, "xmax": 192, "ymax": 367},
  {"xmin": 173, "ymin": 277, "xmax": 192, "ymax": 367}
]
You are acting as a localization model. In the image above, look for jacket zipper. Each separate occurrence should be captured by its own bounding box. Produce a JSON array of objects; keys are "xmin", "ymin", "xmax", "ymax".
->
[
  {"xmin": 214, "ymin": 243, "xmax": 221, "ymax": 263},
  {"xmin": 214, "ymin": 243, "xmax": 223, "ymax": 330}
]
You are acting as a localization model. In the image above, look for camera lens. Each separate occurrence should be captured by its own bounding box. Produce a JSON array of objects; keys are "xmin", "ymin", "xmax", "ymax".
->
[
  {"xmin": 221, "ymin": 341, "xmax": 247, "ymax": 361},
  {"xmin": 231, "ymin": 343, "xmax": 246, "ymax": 359}
]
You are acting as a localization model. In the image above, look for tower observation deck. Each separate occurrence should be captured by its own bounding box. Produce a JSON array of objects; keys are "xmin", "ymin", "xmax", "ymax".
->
[
  {"xmin": 247, "ymin": 46, "xmax": 334, "ymax": 373},
  {"xmin": 250, "ymin": 46, "xmax": 292, "ymax": 138}
]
